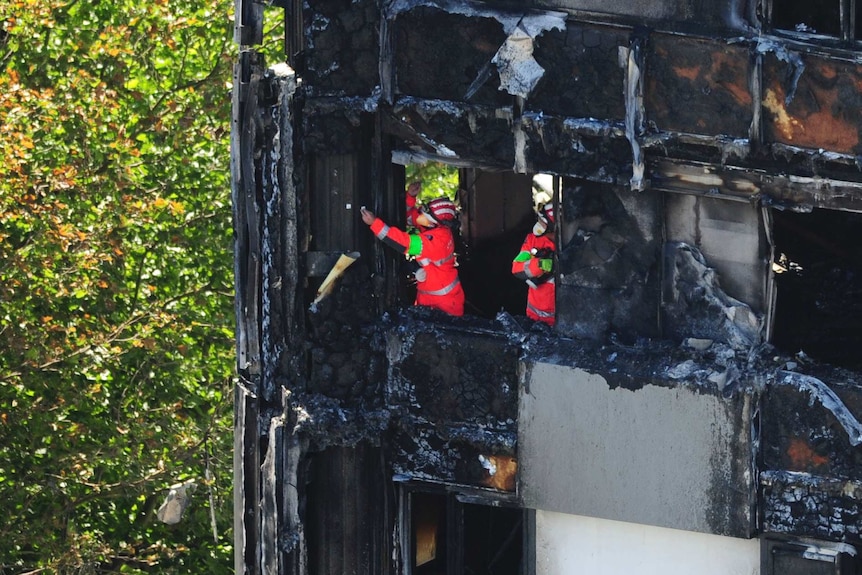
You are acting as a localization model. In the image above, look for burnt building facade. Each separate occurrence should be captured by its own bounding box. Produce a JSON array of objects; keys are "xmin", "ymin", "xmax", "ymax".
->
[{"xmin": 230, "ymin": 0, "xmax": 862, "ymax": 573}]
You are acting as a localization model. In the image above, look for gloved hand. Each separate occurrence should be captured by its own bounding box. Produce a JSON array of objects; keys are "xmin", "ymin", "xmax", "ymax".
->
[{"xmin": 539, "ymin": 258, "xmax": 553, "ymax": 273}]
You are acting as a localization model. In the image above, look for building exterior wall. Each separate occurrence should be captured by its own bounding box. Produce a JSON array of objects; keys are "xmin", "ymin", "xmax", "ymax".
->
[{"xmin": 535, "ymin": 510, "xmax": 760, "ymax": 575}]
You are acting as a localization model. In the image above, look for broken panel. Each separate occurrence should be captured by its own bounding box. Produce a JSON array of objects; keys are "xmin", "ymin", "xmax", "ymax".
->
[
  {"xmin": 528, "ymin": 23, "xmax": 628, "ymax": 120},
  {"xmin": 532, "ymin": 0, "xmax": 747, "ymax": 30},
  {"xmin": 394, "ymin": 6, "xmax": 510, "ymax": 105},
  {"xmin": 664, "ymin": 194, "xmax": 769, "ymax": 312},
  {"xmin": 761, "ymin": 51, "xmax": 862, "ymax": 155},
  {"xmin": 556, "ymin": 179, "xmax": 662, "ymax": 341},
  {"xmin": 645, "ymin": 34, "xmax": 752, "ymax": 138},
  {"xmin": 302, "ymin": 104, "xmax": 375, "ymax": 155},
  {"xmin": 519, "ymin": 118, "xmax": 632, "ymax": 184},
  {"xmin": 389, "ymin": 101, "xmax": 517, "ymax": 167},
  {"xmin": 386, "ymin": 318, "xmax": 519, "ymax": 489},
  {"xmin": 761, "ymin": 369, "xmax": 862, "ymax": 544}
]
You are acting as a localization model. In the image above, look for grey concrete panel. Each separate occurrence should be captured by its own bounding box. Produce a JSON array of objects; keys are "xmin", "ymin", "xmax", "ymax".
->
[{"xmin": 518, "ymin": 361, "xmax": 755, "ymax": 537}]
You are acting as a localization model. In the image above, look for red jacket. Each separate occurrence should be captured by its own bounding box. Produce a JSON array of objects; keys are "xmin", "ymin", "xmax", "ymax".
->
[
  {"xmin": 512, "ymin": 232, "xmax": 555, "ymax": 325},
  {"xmin": 369, "ymin": 217, "xmax": 465, "ymax": 317}
]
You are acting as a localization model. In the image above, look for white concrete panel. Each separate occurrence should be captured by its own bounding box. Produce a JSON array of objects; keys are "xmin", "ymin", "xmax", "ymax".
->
[{"xmin": 535, "ymin": 510, "xmax": 760, "ymax": 575}]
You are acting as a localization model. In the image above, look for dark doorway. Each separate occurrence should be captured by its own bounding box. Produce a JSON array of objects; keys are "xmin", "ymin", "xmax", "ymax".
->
[{"xmin": 771, "ymin": 208, "xmax": 862, "ymax": 370}]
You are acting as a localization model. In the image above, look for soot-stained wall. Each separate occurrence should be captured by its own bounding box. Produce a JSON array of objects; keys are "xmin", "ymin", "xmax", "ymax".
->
[
  {"xmin": 556, "ymin": 180, "xmax": 663, "ymax": 341},
  {"xmin": 385, "ymin": 315, "xmax": 520, "ymax": 490}
]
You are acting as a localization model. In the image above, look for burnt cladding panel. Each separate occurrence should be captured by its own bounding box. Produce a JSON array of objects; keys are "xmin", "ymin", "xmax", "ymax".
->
[
  {"xmin": 388, "ymin": 329, "xmax": 519, "ymax": 425},
  {"xmin": 310, "ymin": 154, "xmax": 358, "ymax": 252},
  {"xmin": 529, "ymin": 23, "xmax": 627, "ymax": 120},
  {"xmin": 761, "ymin": 379, "xmax": 862, "ymax": 478},
  {"xmin": 555, "ymin": 180, "xmax": 662, "ymax": 341},
  {"xmin": 521, "ymin": 120, "xmax": 634, "ymax": 181},
  {"xmin": 760, "ymin": 376, "xmax": 862, "ymax": 543},
  {"xmin": 645, "ymin": 34, "xmax": 752, "ymax": 138},
  {"xmin": 761, "ymin": 53, "xmax": 862, "ymax": 156},
  {"xmin": 391, "ymin": 103, "xmax": 517, "ymax": 166},
  {"xmin": 303, "ymin": 0, "xmax": 380, "ymax": 95},
  {"xmin": 394, "ymin": 7, "xmax": 511, "ymax": 105},
  {"xmin": 530, "ymin": 0, "xmax": 744, "ymax": 29}
]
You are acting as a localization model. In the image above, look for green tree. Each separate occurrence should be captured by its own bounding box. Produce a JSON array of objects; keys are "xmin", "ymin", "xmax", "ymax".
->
[
  {"xmin": 406, "ymin": 162, "xmax": 460, "ymax": 202},
  {"xmin": 0, "ymin": 0, "xmax": 234, "ymax": 572}
]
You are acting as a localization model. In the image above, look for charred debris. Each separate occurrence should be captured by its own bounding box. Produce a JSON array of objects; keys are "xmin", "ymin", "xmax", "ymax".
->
[{"xmin": 231, "ymin": 0, "xmax": 862, "ymax": 573}]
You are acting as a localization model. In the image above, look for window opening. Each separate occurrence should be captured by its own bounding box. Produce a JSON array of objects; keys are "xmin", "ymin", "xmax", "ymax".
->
[
  {"xmin": 771, "ymin": 208, "xmax": 862, "ymax": 370},
  {"xmin": 406, "ymin": 490, "xmax": 524, "ymax": 575},
  {"xmin": 413, "ymin": 492, "xmax": 447, "ymax": 573},
  {"xmin": 458, "ymin": 170, "xmax": 554, "ymax": 320},
  {"xmin": 762, "ymin": 538, "xmax": 861, "ymax": 575},
  {"xmin": 769, "ymin": 0, "xmax": 859, "ymax": 41},
  {"xmin": 395, "ymin": 164, "xmax": 554, "ymax": 322}
]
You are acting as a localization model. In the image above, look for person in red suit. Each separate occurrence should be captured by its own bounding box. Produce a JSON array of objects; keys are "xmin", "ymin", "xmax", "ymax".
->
[
  {"xmin": 512, "ymin": 203, "xmax": 556, "ymax": 325},
  {"xmin": 361, "ymin": 185, "xmax": 465, "ymax": 317}
]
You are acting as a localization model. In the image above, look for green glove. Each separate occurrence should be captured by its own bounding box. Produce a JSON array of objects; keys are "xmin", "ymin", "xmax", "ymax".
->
[{"xmin": 539, "ymin": 258, "xmax": 553, "ymax": 273}]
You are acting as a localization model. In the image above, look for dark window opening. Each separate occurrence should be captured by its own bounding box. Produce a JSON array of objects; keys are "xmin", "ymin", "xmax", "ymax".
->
[
  {"xmin": 762, "ymin": 538, "xmax": 862, "ymax": 575},
  {"xmin": 407, "ymin": 490, "xmax": 524, "ymax": 575},
  {"xmin": 771, "ymin": 208, "xmax": 862, "ymax": 370},
  {"xmin": 458, "ymin": 170, "xmax": 541, "ymax": 319},
  {"xmin": 772, "ymin": 0, "xmax": 841, "ymax": 36},
  {"xmin": 396, "ymin": 164, "xmax": 556, "ymax": 322},
  {"xmin": 770, "ymin": 0, "xmax": 859, "ymax": 41}
]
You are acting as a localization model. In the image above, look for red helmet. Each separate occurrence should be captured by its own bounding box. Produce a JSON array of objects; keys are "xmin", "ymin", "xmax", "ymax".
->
[
  {"xmin": 538, "ymin": 203, "xmax": 555, "ymax": 225},
  {"xmin": 423, "ymin": 197, "xmax": 458, "ymax": 224}
]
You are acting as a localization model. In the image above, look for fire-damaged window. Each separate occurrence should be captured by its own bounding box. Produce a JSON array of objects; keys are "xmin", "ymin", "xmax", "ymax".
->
[
  {"xmin": 397, "ymin": 163, "xmax": 556, "ymax": 321},
  {"xmin": 762, "ymin": 538, "xmax": 861, "ymax": 574},
  {"xmin": 403, "ymin": 489, "xmax": 524, "ymax": 575},
  {"xmin": 768, "ymin": 0, "xmax": 861, "ymax": 41},
  {"xmin": 771, "ymin": 208, "xmax": 862, "ymax": 371}
]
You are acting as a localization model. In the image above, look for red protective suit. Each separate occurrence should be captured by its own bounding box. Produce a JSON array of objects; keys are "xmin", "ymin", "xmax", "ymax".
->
[
  {"xmin": 512, "ymin": 232, "xmax": 555, "ymax": 325},
  {"xmin": 369, "ymin": 216, "xmax": 465, "ymax": 317}
]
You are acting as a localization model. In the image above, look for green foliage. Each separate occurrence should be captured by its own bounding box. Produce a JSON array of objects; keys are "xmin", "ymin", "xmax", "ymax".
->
[
  {"xmin": 0, "ymin": 0, "xmax": 234, "ymax": 572},
  {"xmin": 405, "ymin": 162, "xmax": 460, "ymax": 202}
]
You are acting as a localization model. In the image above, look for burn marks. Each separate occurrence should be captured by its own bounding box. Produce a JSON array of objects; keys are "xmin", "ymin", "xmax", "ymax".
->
[
  {"xmin": 761, "ymin": 52, "xmax": 862, "ymax": 154},
  {"xmin": 646, "ymin": 35, "xmax": 752, "ymax": 137}
]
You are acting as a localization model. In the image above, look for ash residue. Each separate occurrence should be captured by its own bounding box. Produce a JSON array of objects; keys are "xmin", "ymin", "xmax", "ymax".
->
[{"xmin": 289, "ymin": 392, "xmax": 391, "ymax": 450}]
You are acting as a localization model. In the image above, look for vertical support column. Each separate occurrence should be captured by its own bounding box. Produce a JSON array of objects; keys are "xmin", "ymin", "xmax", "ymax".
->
[{"xmin": 232, "ymin": 50, "xmax": 264, "ymax": 575}]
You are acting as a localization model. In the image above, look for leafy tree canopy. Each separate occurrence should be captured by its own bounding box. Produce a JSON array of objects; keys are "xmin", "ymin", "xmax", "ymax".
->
[
  {"xmin": 405, "ymin": 162, "xmax": 459, "ymax": 203},
  {"xmin": 0, "ymin": 0, "xmax": 235, "ymax": 572}
]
